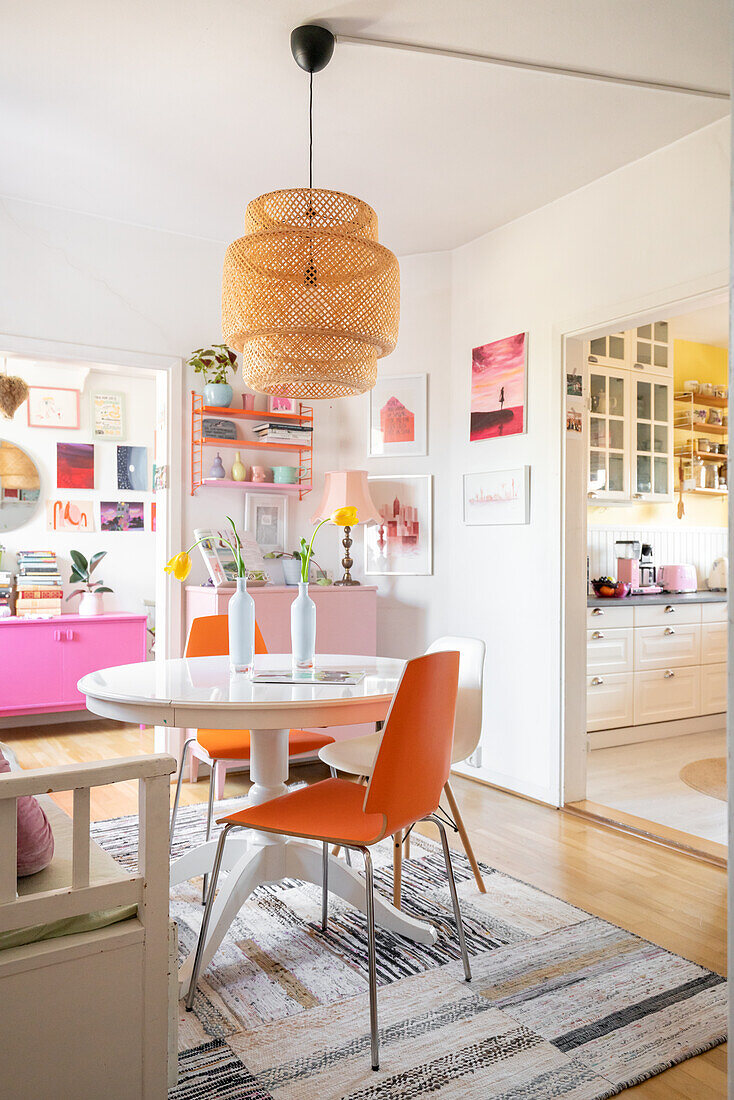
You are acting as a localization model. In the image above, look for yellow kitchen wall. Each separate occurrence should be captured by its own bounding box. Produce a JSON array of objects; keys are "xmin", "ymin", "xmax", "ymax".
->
[{"xmin": 588, "ymin": 338, "xmax": 728, "ymax": 528}]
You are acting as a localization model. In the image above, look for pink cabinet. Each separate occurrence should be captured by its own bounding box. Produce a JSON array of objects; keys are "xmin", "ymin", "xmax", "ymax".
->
[{"xmin": 0, "ymin": 614, "xmax": 148, "ymax": 719}]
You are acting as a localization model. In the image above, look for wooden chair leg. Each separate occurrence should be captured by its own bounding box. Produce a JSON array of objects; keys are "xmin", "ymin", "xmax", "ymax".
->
[
  {"xmin": 403, "ymin": 831, "xmax": 410, "ymax": 860},
  {"xmin": 444, "ymin": 780, "xmax": 486, "ymax": 893},
  {"xmin": 393, "ymin": 830, "xmax": 402, "ymax": 908}
]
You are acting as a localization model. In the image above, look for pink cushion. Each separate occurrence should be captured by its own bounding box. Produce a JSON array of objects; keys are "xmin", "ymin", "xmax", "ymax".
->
[{"xmin": 0, "ymin": 751, "xmax": 54, "ymax": 877}]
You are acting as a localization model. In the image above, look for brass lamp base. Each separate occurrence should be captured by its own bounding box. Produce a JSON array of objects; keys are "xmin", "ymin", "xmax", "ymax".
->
[{"xmin": 334, "ymin": 525, "xmax": 361, "ymax": 586}]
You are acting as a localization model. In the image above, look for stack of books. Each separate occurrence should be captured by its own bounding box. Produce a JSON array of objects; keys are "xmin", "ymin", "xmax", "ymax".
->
[
  {"xmin": 252, "ymin": 421, "xmax": 313, "ymax": 445},
  {"xmin": 0, "ymin": 569, "xmax": 14, "ymax": 616},
  {"xmin": 15, "ymin": 551, "xmax": 63, "ymax": 617}
]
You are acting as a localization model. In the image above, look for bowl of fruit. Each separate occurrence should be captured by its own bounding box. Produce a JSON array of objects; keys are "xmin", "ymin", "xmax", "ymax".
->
[{"xmin": 591, "ymin": 577, "xmax": 630, "ymax": 598}]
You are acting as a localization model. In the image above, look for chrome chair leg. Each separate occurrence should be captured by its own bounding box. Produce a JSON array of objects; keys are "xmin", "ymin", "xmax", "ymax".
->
[
  {"xmin": 430, "ymin": 815, "xmax": 472, "ymax": 982},
  {"xmin": 169, "ymin": 737, "xmax": 196, "ymax": 850},
  {"xmin": 328, "ymin": 767, "xmax": 351, "ymax": 867},
  {"xmin": 321, "ymin": 841, "xmax": 329, "ymax": 931},
  {"xmin": 359, "ymin": 846, "xmax": 380, "ymax": 1071},
  {"xmin": 201, "ymin": 762, "xmax": 218, "ymax": 904},
  {"xmin": 186, "ymin": 823, "xmax": 233, "ymax": 1011}
]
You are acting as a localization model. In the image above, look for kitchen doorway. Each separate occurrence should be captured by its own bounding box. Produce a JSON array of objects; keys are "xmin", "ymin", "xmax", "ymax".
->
[{"xmin": 561, "ymin": 290, "xmax": 729, "ymax": 863}]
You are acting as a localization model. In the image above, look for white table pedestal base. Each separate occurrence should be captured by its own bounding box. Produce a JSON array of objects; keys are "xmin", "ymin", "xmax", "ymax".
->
[{"xmin": 173, "ymin": 726, "xmax": 437, "ymax": 990}]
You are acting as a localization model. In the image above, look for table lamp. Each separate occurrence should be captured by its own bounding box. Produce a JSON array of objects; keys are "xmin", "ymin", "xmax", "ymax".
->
[{"xmin": 311, "ymin": 470, "xmax": 381, "ymax": 585}]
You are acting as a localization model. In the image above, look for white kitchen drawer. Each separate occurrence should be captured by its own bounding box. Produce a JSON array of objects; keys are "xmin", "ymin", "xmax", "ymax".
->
[
  {"xmin": 586, "ymin": 627, "xmax": 633, "ymax": 674},
  {"xmin": 634, "ymin": 602, "xmax": 701, "ymax": 628},
  {"xmin": 587, "ymin": 672, "xmax": 634, "ymax": 731},
  {"xmin": 634, "ymin": 665, "xmax": 700, "ymax": 724},
  {"xmin": 701, "ymin": 663, "xmax": 727, "ymax": 715},
  {"xmin": 586, "ymin": 605, "xmax": 634, "ymax": 629},
  {"xmin": 701, "ymin": 621, "xmax": 727, "ymax": 664},
  {"xmin": 702, "ymin": 601, "xmax": 727, "ymax": 624},
  {"xmin": 634, "ymin": 623, "xmax": 700, "ymax": 671}
]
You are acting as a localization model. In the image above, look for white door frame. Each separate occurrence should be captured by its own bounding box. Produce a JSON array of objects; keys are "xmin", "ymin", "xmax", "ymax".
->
[
  {"xmin": 558, "ymin": 275, "xmax": 729, "ymax": 806},
  {"xmin": 0, "ymin": 332, "xmax": 183, "ymax": 663}
]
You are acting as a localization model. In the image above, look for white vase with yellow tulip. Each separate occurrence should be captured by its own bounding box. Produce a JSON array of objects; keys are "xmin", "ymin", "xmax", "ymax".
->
[
  {"xmin": 165, "ymin": 516, "xmax": 255, "ymax": 674},
  {"xmin": 291, "ymin": 507, "xmax": 357, "ymax": 670}
]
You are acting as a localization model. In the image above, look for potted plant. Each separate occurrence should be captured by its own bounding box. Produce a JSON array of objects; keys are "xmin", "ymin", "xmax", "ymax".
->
[
  {"xmin": 264, "ymin": 550, "xmax": 332, "ymax": 586},
  {"xmin": 187, "ymin": 345, "xmax": 238, "ymax": 408},
  {"xmin": 66, "ymin": 551, "xmax": 113, "ymax": 617}
]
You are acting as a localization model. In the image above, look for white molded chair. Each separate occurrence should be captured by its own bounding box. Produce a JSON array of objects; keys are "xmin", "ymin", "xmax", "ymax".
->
[{"xmin": 319, "ymin": 635, "xmax": 487, "ymax": 896}]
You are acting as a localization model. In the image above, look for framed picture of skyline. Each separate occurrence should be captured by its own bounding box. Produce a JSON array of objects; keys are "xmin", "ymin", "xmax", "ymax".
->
[
  {"xmin": 470, "ymin": 332, "xmax": 528, "ymax": 441},
  {"xmin": 463, "ymin": 467, "xmax": 530, "ymax": 525},
  {"xmin": 364, "ymin": 474, "xmax": 433, "ymax": 576}
]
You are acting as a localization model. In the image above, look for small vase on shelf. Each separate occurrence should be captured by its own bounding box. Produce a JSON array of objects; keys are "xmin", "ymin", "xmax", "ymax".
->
[
  {"xmin": 291, "ymin": 582, "xmax": 316, "ymax": 670},
  {"xmin": 228, "ymin": 577, "xmax": 255, "ymax": 674},
  {"xmin": 230, "ymin": 451, "xmax": 247, "ymax": 481},
  {"xmin": 208, "ymin": 452, "xmax": 226, "ymax": 479}
]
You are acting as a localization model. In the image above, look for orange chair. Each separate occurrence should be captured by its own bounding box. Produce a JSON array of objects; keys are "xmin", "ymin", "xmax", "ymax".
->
[
  {"xmin": 185, "ymin": 651, "xmax": 471, "ymax": 1070},
  {"xmin": 169, "ymin": 615, "xmax": 336, "ymax": 879}
]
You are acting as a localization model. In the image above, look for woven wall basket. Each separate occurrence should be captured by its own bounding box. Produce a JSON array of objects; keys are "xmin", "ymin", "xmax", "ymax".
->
[{"xmin": 222, "ymin": 188, "xmax": 400, "ymax": 400}]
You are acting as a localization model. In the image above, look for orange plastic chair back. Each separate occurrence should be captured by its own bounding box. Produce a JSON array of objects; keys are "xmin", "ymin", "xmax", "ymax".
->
[
  {"xmin": 186, "ymin": 614, "xmax": 266, "ymax": 658},
  {"xmin": 364, "ymin": 650, "xmax": 460, "ymax": 836}
]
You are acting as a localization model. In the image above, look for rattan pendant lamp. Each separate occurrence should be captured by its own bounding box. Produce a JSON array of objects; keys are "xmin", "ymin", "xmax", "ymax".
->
[{"xmin": 222, "ymin": 24, "xmax": 400, "ymax": 400}]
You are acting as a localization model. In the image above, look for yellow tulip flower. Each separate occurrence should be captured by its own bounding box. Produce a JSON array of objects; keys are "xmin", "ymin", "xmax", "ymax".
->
[
  {"xmin": 164, "ymin": 551, "xmax": 193, "ymax": 581},
  {"xmin": 331, "ymin": 506, "xmax": 358, "ymax": 527}
]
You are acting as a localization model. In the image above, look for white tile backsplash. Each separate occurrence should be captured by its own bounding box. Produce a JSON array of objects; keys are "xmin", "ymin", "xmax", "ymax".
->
[{"xmin": 587, "ymin": 526, "xmax": 727, "ymax": 588}]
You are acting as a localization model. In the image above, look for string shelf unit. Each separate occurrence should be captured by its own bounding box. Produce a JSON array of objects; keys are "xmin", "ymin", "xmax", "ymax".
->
[
  {"xmin": 190, "ymin": 391, "xmax": 313, "ymax": 499},
  {"xmin": 673, "ymin": 390, "xmax": 728, "ymax": 497}
]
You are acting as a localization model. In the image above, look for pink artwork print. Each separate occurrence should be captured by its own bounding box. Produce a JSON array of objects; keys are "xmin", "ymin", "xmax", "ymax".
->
[{"xmin": 470, "ymin": 332, "xmax": 527, "ymax": 441}]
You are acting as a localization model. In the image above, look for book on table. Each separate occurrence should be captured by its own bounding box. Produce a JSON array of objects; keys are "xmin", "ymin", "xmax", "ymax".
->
[{"xmin": 250, "ymin": 668, "xmax": 366, "ymax": 686}]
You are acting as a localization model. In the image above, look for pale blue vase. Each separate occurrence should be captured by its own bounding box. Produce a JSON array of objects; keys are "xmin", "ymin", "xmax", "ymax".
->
[
  {"xmin": 228, "ymin": 577, "xmax": 255, "ymax": 674},
  {"xmin": 291, "ymin": 582, "xmax": 316, "ymax": 670}
]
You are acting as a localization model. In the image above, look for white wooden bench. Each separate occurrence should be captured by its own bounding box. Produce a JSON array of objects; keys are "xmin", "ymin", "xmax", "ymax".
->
[{"xmin": 0, "ymin": 754, "xmax": 177, "ymax": 1099}]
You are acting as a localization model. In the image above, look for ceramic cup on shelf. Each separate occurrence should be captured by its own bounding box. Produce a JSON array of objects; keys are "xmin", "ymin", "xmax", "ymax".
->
[
  {"xmin": 251, "ymin": 466, "xmax": 269, "ymax": 483},
  {"xmin": 683, "ymin": 380, "xmax": 699, "ymax": 393},
  {"xmin": 230, "ymin": 451, "xmax": 247, "ymax": 481},
  {"xmin": 203, "ymin": 382, "xmax": 233, "ymax": 408},
  {"xmin": 272, "ymin": 465, "xmax": 298, "ymax": 484},
  {"xmin": 242, "ymin": 393, "xmax": 255, "ymax": 410}
]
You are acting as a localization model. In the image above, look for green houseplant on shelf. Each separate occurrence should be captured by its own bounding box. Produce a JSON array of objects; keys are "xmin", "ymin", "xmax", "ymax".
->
[
  {"xmin": 187, "ymin": 345, "xmax": 238, "ymax": 409},
  {"xmin": 66, "ymin": 550, "xmax": 113, "ymax": 617}
]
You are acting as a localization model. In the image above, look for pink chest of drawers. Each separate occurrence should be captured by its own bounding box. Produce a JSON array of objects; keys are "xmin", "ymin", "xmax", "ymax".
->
[{"xmin": 0, "ymin": 614, "xmax": 148, "ymax": 719}]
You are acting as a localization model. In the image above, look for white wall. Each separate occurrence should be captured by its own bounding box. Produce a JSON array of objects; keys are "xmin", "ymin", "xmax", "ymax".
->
[{"xmin": 0, "ymin": 358, "xmax": 156, "ymax": 614}]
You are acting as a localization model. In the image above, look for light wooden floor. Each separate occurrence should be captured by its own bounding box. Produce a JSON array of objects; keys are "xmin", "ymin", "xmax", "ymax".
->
[
  {"xmin": 2, "ymin": 718, "xmax": 727, "ymax": 1098},
  {"xmin": 587, "ymin": 729, "xmax": 728, "ymax": 845}
]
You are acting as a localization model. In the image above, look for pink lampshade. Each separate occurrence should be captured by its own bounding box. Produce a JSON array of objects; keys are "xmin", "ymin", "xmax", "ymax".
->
[{"xmin": 310, "ymin": 470, "xmax": 382, "ymax": 525}]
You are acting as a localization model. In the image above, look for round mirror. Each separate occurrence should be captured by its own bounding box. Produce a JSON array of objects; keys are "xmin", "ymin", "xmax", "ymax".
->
[{"xmin": 0, "ymin": 441, "xmax": 41, "ymax": 532}]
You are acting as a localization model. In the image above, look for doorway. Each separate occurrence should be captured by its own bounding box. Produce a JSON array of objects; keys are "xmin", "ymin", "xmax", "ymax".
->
[{"xmin": 561, "ymin": 290, "xmax": 729, "ymax": 862}]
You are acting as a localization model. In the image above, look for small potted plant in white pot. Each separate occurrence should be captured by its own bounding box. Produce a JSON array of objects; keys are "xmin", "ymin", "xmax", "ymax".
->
[
  {"xmin": 66, "ymin": 551, "xmax": 113, "ymax": 617},
  {"xmin": 187, "ymin": 345, "xmax": 238, "ymax": 408}
]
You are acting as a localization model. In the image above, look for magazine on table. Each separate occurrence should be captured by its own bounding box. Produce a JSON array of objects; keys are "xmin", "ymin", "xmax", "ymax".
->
[{"xmin": 250, "ymin": 668, "xmax": 367, "ymax": 686}]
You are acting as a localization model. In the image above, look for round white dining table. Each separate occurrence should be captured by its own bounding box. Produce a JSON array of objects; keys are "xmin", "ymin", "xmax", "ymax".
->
[{"xmin": 79, "ymin": 652, "xmax": 438, "ymax": 986}]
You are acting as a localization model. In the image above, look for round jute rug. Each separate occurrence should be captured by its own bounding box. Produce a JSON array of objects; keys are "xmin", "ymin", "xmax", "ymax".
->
[{"xmin": 679, "ymin": 757, "xmax": 727, "ymax": 801}]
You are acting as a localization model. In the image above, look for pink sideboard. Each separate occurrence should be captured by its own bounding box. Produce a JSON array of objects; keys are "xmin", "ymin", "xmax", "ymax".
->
[
  {"xmin": 0, "ymin": 613, "xmax": 148, "ymax": 721},
  {"xmin": 182, "ymin": 585, "xmax": 378, "ymax": 764}
]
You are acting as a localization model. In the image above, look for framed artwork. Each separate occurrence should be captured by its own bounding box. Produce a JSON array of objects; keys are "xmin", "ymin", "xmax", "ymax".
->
[
  {"xmin": 269, "ymin": 395, "xmax": 296, "ymax": 415},
  {"xmin": 463, "ymin": 467, "xmax": 530, "ymax": 526},
  {"xmin": 364, "ymin": 474, "xmax": 433, "ymax": 576},
  {"xmin": 369, "ymin": 374, "xmax": 427, "ymax": 457},
  {"xmin": 117, "ymin": 445, "xmax": 147, "ymax": 491},
  {"xmin": 92, "ymin": 391, "xmax": 125, "ymax": 439},
  {"xmin": 57, "ymin": 442, "xmax": 94, "ymax": 489},
  {"xmin": 244, "ymin": 493, "xmax": 288, "ymax": 554},
  {"xmin": 46, "ymin": 500, "xmax": 94, "ymax": 532},
  {"xmin": 28, "ymin": 386, "xmax": 80, "ymax": 429},
  {"xmin": 470, "ymin": 332, "xmax": 527, "ymax": 441},
  {"xmin": 100, "ymin": 501, "xmax": 145, "ymax": 531}
]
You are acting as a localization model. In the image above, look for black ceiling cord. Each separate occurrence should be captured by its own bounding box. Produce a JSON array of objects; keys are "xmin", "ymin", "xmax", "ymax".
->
[{"xmin": 309, "ymin": 70, "xmax": 313, "ymax": 191}]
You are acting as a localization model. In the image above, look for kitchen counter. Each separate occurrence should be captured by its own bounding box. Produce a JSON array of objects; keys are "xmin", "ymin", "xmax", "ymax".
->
[{"xmin": 588, "ymin": 590, "xmax": 727, "ymax": 608}]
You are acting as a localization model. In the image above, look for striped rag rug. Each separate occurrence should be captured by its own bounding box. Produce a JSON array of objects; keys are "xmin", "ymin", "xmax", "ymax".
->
[{"xmin": 92, "ymin": 799, "xmax": 726, "ymax": 1099}]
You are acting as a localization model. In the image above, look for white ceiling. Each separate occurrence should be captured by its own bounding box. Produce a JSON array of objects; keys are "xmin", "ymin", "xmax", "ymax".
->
[
  {"xmin": 670, "ymin": 302, "xmax": 730, "ymax": 348},
  {"xmin": 1, "ymin": 1, "xmax": 729, "ymax": 255}
]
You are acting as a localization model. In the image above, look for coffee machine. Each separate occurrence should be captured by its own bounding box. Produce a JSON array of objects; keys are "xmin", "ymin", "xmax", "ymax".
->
[{"xmin": 639, "ymin": 542, "xmax": 657, "ymax": 588}]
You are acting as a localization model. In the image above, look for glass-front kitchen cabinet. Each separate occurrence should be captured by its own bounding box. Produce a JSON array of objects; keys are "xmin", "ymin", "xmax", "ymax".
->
[{"xmin": 586, "ymin": 327, "xmax": 673, "ymax": 504}]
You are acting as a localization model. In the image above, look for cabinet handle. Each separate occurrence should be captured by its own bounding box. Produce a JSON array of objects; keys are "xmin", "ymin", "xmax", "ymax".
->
[
  {"xmin": 590, "ymin": 676, "xmax": 604, "ymax": 686},
  {"xmin": 664, "ymin": 627, "xmax": 675, "ymax": 635},
  {"xmin": 664, "ymin": 669, "xmax": 675, "ymax": 678},
  {"xmin": 591, "ymin": 608, "xmax": 604, "ymax": 616},
  {"xmin": 587, "ymin": 491, "xmax": 598, "ymax": 499},
  {"xmin": 591, "ymin": 630, "xmax": 604, "ymax": 639},
  {"xmin": 634, "ymin": 363, "xmax": 645, "ymax": 370},
  {"xmin": 632, "ymin": 493, "xmax": 643, "ymax": 499},
  {"xmin": 53, "ymin": 629, "xmax": 61, "ymax": 642},
  {"xmin": 664, "ymin": 606, "xmax": 675, "ymax": 614},
  {"xmin": 588, "ymin": 355, "xmax": 599, "ymax": 364},
  {"xmin": 66, "ymin": 629, "xmax": 74, "ymax": 641}
]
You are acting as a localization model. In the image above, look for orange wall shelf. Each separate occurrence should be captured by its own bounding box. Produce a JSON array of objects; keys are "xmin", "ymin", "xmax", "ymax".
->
[{"xmin": 190, "ymin": 391, "xmax": 313, "ymax": 498}]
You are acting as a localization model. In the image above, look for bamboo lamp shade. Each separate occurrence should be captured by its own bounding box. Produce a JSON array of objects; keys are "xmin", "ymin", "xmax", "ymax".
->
[
  {"xmin": 0, "ymin": 441, "xmax": 40, "ymax": 490},
  {"xmin": 222, "ymin": 188, "xmax": 400, "ymax": 400}
]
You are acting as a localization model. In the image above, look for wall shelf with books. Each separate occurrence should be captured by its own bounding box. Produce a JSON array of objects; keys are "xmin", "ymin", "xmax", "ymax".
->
[{"xmin": 190, "ymin": 391, "xmax": 313, "ymax": 497}]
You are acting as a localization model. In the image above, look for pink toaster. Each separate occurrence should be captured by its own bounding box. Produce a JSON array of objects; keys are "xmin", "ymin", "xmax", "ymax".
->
[{"xmin": 657, "ymin": 564, "xmax": 697, "ymax": 593}]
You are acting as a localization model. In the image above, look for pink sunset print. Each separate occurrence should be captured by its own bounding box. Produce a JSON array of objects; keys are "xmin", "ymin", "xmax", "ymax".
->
[{"xmin": 470, "ymin": 332, "xmax": 527, "ymax": 441}]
